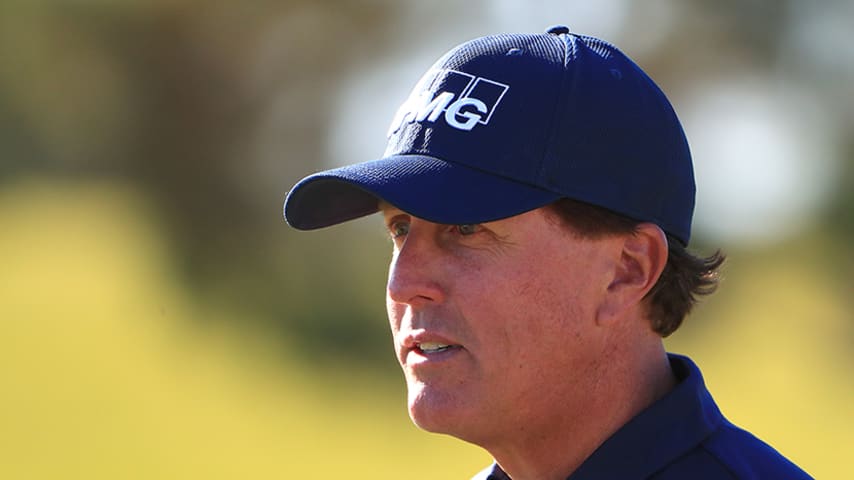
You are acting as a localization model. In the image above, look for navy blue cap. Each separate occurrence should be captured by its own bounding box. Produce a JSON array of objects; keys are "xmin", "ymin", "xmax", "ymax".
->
[{"xmin": 284, "ymin": 26, "xmax": 695, "ymax": 245}]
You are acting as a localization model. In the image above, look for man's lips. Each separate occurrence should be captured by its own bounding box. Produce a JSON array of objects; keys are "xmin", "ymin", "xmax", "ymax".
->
[{"xmin": 401, "ymin": 331, "xmax": 462, "ymax": 357}]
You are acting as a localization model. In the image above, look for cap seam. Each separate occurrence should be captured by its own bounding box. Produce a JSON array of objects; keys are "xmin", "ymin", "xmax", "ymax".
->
[{"xmin": 537, "ymin": 33, "xmax": 574, "ymax": 189}]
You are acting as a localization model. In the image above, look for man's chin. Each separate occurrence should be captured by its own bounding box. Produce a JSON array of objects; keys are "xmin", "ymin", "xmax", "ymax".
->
[
  {"xmin": 408, "ymin": 399, "xmax": 495, "ymax": 449},
  {"xmin": 407, "ymin": 385, "xmax": 467, "ymax": 435}
]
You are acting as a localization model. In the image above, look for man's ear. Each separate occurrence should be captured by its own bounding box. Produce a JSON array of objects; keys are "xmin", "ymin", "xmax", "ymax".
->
[{"xmin": 596, "ymin": 223, "xmax": 668, "ymax": 325}]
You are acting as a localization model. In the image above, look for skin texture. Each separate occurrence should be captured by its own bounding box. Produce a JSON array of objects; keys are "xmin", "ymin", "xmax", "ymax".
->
[{"xmin": 382, "ymin": 205, "xmax": 675, "ymax": 480}]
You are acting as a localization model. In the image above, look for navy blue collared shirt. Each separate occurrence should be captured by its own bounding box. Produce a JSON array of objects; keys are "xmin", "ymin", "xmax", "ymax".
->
[{"xmin": 474, "ymin": 354, "xmax": 812, "ymax": 480}]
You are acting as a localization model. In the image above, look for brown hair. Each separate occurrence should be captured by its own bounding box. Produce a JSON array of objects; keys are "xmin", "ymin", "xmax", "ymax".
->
[{"xmin": 547, "ymin": 198, "xmax": 725, "ymax": 337}]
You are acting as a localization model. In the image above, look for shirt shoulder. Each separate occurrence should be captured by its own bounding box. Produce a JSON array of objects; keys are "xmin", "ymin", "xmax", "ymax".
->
[{"xmin": 652, "ymin": 420, "xmax": 814, "ymax": 480}]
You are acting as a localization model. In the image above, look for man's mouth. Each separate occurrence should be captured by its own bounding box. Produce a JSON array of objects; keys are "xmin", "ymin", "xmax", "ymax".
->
[{"xmin": 416, "ymin": 342, "xmax": 454, "ymax": 354}]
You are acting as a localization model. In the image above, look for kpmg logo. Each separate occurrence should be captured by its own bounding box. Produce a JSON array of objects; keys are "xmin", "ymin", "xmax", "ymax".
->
[{"xmin": 387, "ymin": 69, "xmax": 510, "ymax": 137}]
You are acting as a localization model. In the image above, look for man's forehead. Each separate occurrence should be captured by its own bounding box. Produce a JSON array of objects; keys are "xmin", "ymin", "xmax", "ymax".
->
[
  {"xmin": 378, "ymin": 200, "xmax": 553, "ymax": 228},
  {"xmin": 378, "ymin": 200, "xmax": 403, "ymax": 215}
]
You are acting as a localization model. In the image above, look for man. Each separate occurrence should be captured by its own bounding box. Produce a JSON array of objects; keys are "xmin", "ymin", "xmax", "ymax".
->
[{"xmin": 283, "ymin": 26, "xmax": 812, "ymax": 480}]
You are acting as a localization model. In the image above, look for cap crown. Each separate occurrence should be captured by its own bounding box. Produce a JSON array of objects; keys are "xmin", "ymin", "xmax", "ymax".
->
[{"xmin": 383, "ymin": 29, "xmax": 694, "ymax": 244}]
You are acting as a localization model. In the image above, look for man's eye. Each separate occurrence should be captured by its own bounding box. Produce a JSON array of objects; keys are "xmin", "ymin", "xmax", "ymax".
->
[
  {"xmin": 390, "ymin": 221, "xmax": 410, "ymax": 238},
  {"xmin": 456, "ymin": 224, "xmax": 481, "ymax": 236}
]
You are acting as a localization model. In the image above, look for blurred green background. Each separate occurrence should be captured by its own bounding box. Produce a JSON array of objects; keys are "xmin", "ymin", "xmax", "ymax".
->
[{"xmin": 1, "ymin": 1, "xmax": 852, "ymax": 478}]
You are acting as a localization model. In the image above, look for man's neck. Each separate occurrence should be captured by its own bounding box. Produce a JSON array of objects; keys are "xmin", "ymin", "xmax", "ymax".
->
[{"xmin": 486, "ymin": 344, "xmax": 676, "ymax": 480}]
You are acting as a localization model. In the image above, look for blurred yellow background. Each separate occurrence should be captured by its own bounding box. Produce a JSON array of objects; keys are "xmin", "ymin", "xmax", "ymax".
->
[{"xmin": 1, "ymin": 1, "xmax": 852, "ymax": 479}]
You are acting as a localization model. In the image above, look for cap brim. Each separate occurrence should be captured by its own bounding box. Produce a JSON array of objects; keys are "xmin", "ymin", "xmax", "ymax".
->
[{"xmin": 284, "ymin": 155, "xmax": 562, "ymax": 230}]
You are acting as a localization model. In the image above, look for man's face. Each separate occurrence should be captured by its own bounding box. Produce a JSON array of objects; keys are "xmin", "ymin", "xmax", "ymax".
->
[{"xmin": 382, "ymin": 205, "xmax": 622, "ymax": 447}]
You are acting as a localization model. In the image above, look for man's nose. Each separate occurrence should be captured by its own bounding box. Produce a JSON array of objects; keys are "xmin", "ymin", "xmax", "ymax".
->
[{"xmin": 386, "ymin": 227, "xmax": 446, "ymax": 307}]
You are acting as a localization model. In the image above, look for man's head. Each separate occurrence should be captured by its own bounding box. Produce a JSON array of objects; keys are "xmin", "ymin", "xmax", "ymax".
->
[{"xmin": 283, "ymin": 25, "xmax": 723, "ymax": 457}]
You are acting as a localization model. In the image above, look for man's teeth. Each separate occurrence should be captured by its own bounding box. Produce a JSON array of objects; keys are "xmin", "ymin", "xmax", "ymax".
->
[{"xmin": 418, "ymin": 342, "xmax": 452, "ymax": 353}]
